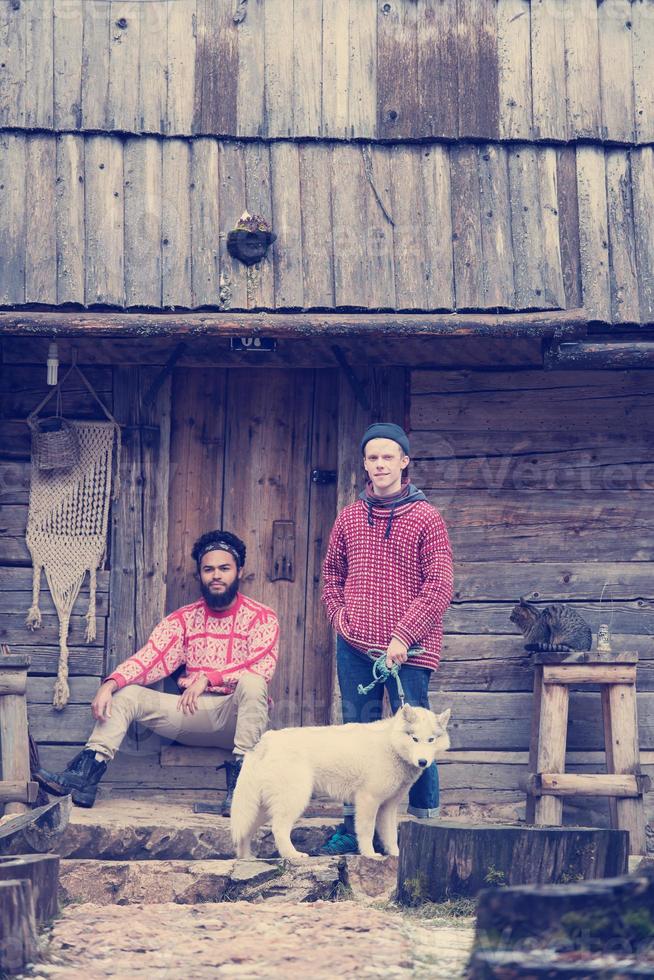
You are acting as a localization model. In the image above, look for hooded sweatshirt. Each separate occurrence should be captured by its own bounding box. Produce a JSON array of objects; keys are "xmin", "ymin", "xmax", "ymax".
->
[{"xmin": 321, "ymin": 488, "xmax": 453, "ymax": 671}]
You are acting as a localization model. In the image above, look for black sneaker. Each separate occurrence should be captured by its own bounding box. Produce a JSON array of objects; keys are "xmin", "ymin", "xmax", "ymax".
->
[
  {"xmin": 35, "ymin": 749, "xmax": 107, "ymax": 808},
  {"xmin": 220, "ymin": 757, "xmax": 243, "ymax": 818}
]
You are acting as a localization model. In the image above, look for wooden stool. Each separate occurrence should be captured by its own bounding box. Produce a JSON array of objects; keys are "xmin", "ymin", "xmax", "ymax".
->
[
  {"xmin": 0, "ymin": 651, "xmax": 37, "ymax": 816},
  {"xmin": 526, "ymin": 650, "xmax": 649, "ymax": 855}
]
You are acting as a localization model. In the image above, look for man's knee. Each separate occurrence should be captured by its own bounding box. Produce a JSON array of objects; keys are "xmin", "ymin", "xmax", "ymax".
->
[
  {"xmin": 112, "ymin": 685, "xmax": 151, "ymax": 716},
  {"xmin": 234, "ymin": 672, "xmax": 268, "ymax": 700}
]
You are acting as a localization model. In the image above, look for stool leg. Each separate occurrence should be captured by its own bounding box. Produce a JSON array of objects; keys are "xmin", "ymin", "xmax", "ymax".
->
[
  {"xmin": 535, "ymin": 682, "xmax": 569, "ymax": 826},
  {"xmin": 601, "ymin": 687, "xmax": 619, "ymax": 830},
  {"xmin": 603, "ymin": 683, "xmax": 646, "ymax": 855},
  {"xmin": 526, "ymin": 665, "xmax": 543, "ymax": 825},
  {"xmin": 0, "ymin": 690, "xmax": 31, "ymax": 815}
]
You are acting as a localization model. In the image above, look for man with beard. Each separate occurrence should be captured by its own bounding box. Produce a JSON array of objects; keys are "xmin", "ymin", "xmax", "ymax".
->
[{"xmin": 35, "ymin": 531, "xmax": 279, "ymax": 815}]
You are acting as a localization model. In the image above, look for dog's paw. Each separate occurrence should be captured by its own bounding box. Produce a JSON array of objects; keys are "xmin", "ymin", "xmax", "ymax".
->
[
  {"xmin": 280, "ymin": 851, "xmax": 309, "ymax": 863},
  {"xmin": 359, "ymin": 851, "xmax": 384, "ymax": 861},
  {"xmin": 386, "ymin": 847, "xmax": 399, "ymax": 858}
]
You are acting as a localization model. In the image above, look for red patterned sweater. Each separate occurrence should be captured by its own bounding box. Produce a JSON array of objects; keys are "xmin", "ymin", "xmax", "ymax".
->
[
  {"xmin": 107, "ymin": 594, "xmax": 280, "ymax": 694},
  {"xmin": 322, "ymin": 498, "xmax": 453, "ymax": 671}
]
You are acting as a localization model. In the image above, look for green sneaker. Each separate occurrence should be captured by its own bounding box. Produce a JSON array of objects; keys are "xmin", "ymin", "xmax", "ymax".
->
[{"xmin": 320, "ymin": 823, "xmax": 358, "ymax": 855}]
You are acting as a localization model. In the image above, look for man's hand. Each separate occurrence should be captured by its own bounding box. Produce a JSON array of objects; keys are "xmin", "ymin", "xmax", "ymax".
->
[
  {"xmin": 91, "ymin": 679, "xmax": 118, "ymax": 721},
  {"xmin": 386, "ymin": 636, "xmax": 409, "ymax": 669},
  {"xmin": 177, "ymin": 673, "xmax": 209, "ymax": 715}
]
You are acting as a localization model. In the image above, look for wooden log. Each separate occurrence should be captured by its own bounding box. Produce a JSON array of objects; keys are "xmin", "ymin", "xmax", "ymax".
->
[
  {"xmin": 546, "ymin": 340, "xmax": 654, "ymax": 370},
  {"xmin": 0, "ymin": 854, "xmax": 59, "ymax": 924},
  {"xmin": 527, "ymin": 772, "xmax": 648, "ymax": 799},
  {"xmin": 396, "ymin": 822, "xmax": 628, "ymax": 904},
  {"xmin": 0, "ymin": 309, "xmax": 588, "ymax": 339},
  {"xmin": 0, "ymin": 879, "xmax": 37, "ymax": 975},
  {"xmin": 0, "ymin": 655, "xmax": 30, "ymax": 816},
  {"xmin": 542, "ymin": 665, "xmax": 637, "ymax": 686},
  {"xmin": 0, "ymin": 797, "xmax": 71, "ymax": 858}
]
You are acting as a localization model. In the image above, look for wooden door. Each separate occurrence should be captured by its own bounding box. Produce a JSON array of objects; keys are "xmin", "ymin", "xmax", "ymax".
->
[{"xmin": 167, "ymin": 367, "xmax": 338, "ymax": 727}]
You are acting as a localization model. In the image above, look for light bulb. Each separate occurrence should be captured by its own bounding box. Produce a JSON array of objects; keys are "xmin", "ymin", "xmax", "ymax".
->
[{"xmin": 47, "ymin": 342, "xmax": 59, "ymax": 386}]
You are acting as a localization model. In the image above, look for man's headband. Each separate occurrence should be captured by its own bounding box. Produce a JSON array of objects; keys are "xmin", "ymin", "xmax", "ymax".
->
[{"xmin": 197, "ymin": 541, "xmax": 243, "ymax": 568}]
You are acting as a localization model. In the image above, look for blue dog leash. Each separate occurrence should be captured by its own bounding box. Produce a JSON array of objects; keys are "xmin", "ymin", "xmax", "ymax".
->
[{"xmin": 357, "ymin": 646, "xmax": 425, "ymax": 707}]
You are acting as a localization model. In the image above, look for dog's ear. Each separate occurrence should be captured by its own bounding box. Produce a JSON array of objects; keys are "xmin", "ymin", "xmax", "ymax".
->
[
  {"xmin": 437, "ymin": 707, "xmax": 451, "ymax": 729},
  {"xmin": 401, "ymin": 704, "xmax": 417, "ymax": 723}
]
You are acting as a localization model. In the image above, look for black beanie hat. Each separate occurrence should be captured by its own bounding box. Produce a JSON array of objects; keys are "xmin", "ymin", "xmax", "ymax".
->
[{"xmin": 360, "ymin": 423, "xmax": 410, "ymax": 457}]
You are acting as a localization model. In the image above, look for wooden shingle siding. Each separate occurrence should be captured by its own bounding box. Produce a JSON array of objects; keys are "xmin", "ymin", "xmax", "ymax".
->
[
  {"xmin": 6, "ymin": 133, "xmax": 654, "ymax": 323},
  {"xmin": 5, "ymin": 0, "xmax": 654, "ymax": 143}
]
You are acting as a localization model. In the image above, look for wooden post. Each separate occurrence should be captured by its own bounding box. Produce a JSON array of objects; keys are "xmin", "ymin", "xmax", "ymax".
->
[
  {"xmin": 525, "ymin": 663, "xmax": 543, "ymax": 824},
  {"xmin": 603, "ymin": 682, "xmax": 647, "ymax": 855},
  {"xmin": 534, "ymin": 681, "xmax": 569, "ymax": 826},
  {"xmin": 0, "ymin": 654, "xmax": 31, "ymax": 816},
  {"xmin": 0, "ymin": 879, "xmax": 38, "ymax": 975}
]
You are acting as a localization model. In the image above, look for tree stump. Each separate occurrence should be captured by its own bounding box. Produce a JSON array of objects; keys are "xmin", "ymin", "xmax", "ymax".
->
[
  {"xmin": 0, "ymin": 796, "xmax": 71, "ymax": 857},
  {"xmin": 0, "ymin": 854, "xmax": 59, "ymax": 923},
  {"xmin": 396, "ymin": 822, "xmax": 628, "ymax": 904},
  {"xmin": 0, "ymin": 879, "xmax": 38, "ymax": 975}
]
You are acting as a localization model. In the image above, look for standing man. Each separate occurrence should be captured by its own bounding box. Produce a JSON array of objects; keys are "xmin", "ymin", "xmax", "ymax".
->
[
  {"xmin": 36, "ymin": 530, "xmax": 279, "ymax": 816},
  {"xmin": 321, "ymin": 423, "xmax": 453, "ymax": 854}
]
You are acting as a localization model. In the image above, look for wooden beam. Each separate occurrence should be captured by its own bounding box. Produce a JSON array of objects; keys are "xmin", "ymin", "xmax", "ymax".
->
[
  {"xmin": 543, "ymin": 665, "xmax": 637, "ymax": 686},
  {"xmin": 0, "ymin": 781, "xmax": 38, "ymax": 805},
  {"xmin": 527, "ymin": 772, "xmax": 650, "ymax": 799},
  {"xmin": 0, "ymin": 309, "xmax": 588, "ymax": 339},
  {"xmin": 546, "ymin": 340, "xmax": 654, "ymax": 369}
]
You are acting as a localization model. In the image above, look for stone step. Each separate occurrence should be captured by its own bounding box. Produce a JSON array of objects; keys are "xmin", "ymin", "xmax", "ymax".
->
[{"xmin": 59, "ymin": 854, "xmax": 399, "ymax": 905}]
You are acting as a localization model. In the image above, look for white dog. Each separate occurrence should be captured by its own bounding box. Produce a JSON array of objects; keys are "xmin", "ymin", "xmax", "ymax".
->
[{"xmin": 231, "ymin": 704, "xmax": 451, "ymax": 861}]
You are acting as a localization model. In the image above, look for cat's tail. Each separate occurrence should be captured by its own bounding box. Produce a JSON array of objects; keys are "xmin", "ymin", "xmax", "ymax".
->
[{"xmin": 230, "ymin": 743, "xmax": 266, "ymax": 858}]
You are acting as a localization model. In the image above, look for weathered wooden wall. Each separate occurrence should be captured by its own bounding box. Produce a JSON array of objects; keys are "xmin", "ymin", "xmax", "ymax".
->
[
  {"xmin": 3, "ymin": 132, "xmax": 653, "ymax": 323},
  {"xmin": 1, "ymin": 0, "xmax": 652, "ymax": 143}
]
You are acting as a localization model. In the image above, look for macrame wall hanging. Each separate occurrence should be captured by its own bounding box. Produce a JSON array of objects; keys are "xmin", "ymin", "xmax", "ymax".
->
[{"xmin": 25, "ymin": 360, "xmax": 121, "ymax": 710}]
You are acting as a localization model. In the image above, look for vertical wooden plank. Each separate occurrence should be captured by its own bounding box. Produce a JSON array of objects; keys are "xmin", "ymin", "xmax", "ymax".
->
[
  {"xmin": 556, "ymin": 146, "xmax": 583, "ymax": 310},
  {"xmin": 218, "ymin": 141, "xmax": 247, "ymax": 309},
  {"xmin": 81, "ymin": 0, "xmax": 110, "ymax": 130},
  {"xmin": 321, "ymin": 0, "xmax": 349, "ymax": 138},
  {"xmin": 457, "ymin": 0, "xmax": 499, "ymax": 139},
  {"xmin": 534, "ymin": 683, "xmax": 568, "ymax": 826},
  {"xmin": 138, "ymin": 0, "xmax": 167, "ymax": 133},
  {"xmin": 56, "ymin": 134, "xmax": 84, "ymax": 305},
  {"xmin": 53, "ymin": 0, "xmax": 83, "ymax": 130},
  {"xmin": 478, "ymin": 144, "xmax": 515, "ymax": 310},
  {"xmin": 25, "ymin": 0, "xmax": 53, "ymax": 129},
  {"xmin": 598, "ymin": 0, "xmax": 635, "ymax": 143},
  {"xmin": 194, "ymin": 0, "xmax": 238, "ymax": 135},
  {"xmin": 530, "ymin": 0, "xmax": 567, "ymax": 141},
  {"xmin": 348, "ymin": 0, "xmax": 377, "ymax": 138},
  {"xmin": 497, "ymin": 0, "xmax": 532, "ymax": 140},
  {"xmin": 631, "ymin": 147, "xmax": 654, "ymax": 323},
  {"xmin": 0, "ymin": 134, "xmax": 26, "ymax": 305},
  {"xmin": 377, "ymin": 0, "xmax": 418, "ymax": 139},
  {"xmin": 243, "ymin": 141, "xmax": 274, "ymax": 309},
  {"xmin": 166, "ymin": 0, "xmax": 196, "ymax": 136},
  {"xmin": 25, "ymin": 137, "xmax": 56, "ymax": 305},
  {"xmin": 606, "ymin": 150, "xmax": 640, "ymax": 325},
  {"xmin": 537, "ymin": 147, "xmax": 565, "ymax": 309},
  {"xmin": 563, "ymin": 0, "xmax": 601, "ymax": 139},
  {"xmin": 576, "ymin": 145, "xmax": 611, "ymax": 323},
  {"xmin": 270, "ymin": 142, "xmax": 304, "ymax": 309},
  {"xmin": 509, "ymin": 145, "xmax": 547, "ymax": 310},
  {"xmin": 417, "ymin": 0, "xmax": 458, "ymax": 138},
  {"xmin": 363, "ymin": 145, "xmax": 396, "ymax": 310},
  {"xmin": 162, "ymin": 139, "xmax": 192, "ymax": 308},
  {"xmin": 331, "ymin": 143, "xmax": 368, "ymax": 308},
  {"xmin": 604, "ymin": 683, "xmax": 646, "ymax": 854},
  {"xmin": 302, "ymin": 368, "xmax": 338, "ymax": 726},
  {"xmin": 390, "ymin": 146, "xmax": 430, "ymax": 310},
  {"xmin": 107, "ymin": 1, "xmax": 140, "ymax": 131},
  {"xmin": 0, "ymin": 0, "xmax": 25, "ymax": 127},
  {"xmin": 236, "ymin": 0, "xmax": 265, "ymax": 137},
  {"xmin": 85, "ymin": 135, "xmax": 125, "ymax": 307},
  {"xmin": 190, "ymin": 137, "xmax": 220, "ymax": 308},
  {"xmin": 450, "ymin": 145, "xmax": 484, "ymax": 310},
  {"xmin": 166, "ymin": 367, "xmax": 228, "ymax": 614},
  {"xmin": 222, "ymin": 370, "xmax": 314, "ymax": 728},
  {"xmin": 633, "ymin": 0, "xmax": 654, "ymax": 144},
  {"xmin": 293, "ymin": 0, "xmax": 322, "ymax": 135},
  {"xmin": 525, "ymin": 665, "xmax": 543, "ymax": 824},
  {"xmin": 264, "ymin": 0, "xmax": 294, "ymax": 137},
  {"xmin": 124, "ymin": 138, "xmax": 162, "ymax": 308},
  {"xmin": 421, "ymin": 144, "xmax": 454, "ymax": 311},
  {"xmin": 298, "ymin": 144, "xmax": 334, "ymax": 309}
]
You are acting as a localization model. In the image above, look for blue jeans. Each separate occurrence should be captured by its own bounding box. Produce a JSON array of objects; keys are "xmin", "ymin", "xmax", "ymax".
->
[{"xmin": 336, "ymin": 635, "xmax": 440, "ymax": 818}]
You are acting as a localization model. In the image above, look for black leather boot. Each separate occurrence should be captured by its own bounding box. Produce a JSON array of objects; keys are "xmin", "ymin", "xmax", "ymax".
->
[
  {"xmin": 221, "ymin": 756, "xmax": 243, "ymax": 817},
  {"xmin": 35, "ymin": 749, "xmax": 107, "ymax": 809}
]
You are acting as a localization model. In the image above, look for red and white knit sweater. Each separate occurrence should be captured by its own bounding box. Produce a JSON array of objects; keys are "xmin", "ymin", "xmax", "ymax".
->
[
  {"xmin": 322, "ymin": 498, "xmax": 453, "ymax": 671},
  {"xmin": 107, "ymin": 594, "xmax": 279, "ymax": 695}
]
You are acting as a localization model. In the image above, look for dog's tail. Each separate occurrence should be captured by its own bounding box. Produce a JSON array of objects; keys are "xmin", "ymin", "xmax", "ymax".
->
[{"xmin": 230, "ymin": 742, "xmax": 266, "ymax": 857}]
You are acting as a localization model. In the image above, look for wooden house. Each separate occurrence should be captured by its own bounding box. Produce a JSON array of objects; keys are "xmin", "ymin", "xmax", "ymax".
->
[{"xmin": 0, "ymin": 0, "xmax": 653, "ymax": 825}]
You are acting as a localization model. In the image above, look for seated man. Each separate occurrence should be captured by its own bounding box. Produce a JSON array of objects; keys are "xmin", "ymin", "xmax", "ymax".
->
[{"xmin": 36, "ymin": 530, "xmax": 279, "ymax": 815}]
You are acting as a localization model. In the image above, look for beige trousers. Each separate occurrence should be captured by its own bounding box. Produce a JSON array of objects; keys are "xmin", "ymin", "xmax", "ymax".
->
[{"xmin": 86, "ymin": 672, "xmax": 269, "ymax": 761}]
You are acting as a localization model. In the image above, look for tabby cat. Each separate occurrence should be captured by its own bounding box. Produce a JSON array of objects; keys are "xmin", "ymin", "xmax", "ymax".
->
[{"xmin": 510, "ymin": 599, "xmax": 592, "ymax": 653}]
